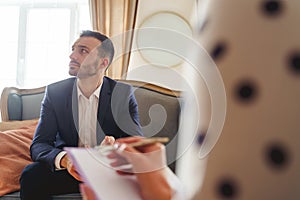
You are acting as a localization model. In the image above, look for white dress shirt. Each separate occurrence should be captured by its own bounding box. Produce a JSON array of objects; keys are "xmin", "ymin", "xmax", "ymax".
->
[
  {"xmin": 77, "ymin": 84, "xmax": 101, "ymax": 148},
  {"xmin": 54, "ymin": 82, "xmax": 102, "ymax": 169}
]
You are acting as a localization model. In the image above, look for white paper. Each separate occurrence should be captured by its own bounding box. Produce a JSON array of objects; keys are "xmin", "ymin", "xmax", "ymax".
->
[{"xmin": 65, "ymin": 147, "xmax": 142, "ymax": 200}]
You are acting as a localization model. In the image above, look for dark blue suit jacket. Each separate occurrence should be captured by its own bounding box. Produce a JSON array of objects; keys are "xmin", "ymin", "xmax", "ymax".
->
[{"xmin": 30, "ymin": 76, "xmax": 143, "ymax": 170}]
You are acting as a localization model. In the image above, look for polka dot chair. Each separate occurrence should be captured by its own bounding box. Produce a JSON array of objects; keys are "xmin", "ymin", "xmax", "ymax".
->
[{"xmin": 177, "ymin": 0, "xmax": 300, "ymax": 199}]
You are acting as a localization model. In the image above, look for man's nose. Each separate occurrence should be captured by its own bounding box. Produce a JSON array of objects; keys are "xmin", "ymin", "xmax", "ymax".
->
[{"xmin": 69, "ymin": 51, "xmax": 77, "ymax": 60}]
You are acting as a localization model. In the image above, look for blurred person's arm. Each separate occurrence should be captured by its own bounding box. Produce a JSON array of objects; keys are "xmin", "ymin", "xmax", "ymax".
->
[{"xmin": 110, "ymin": 137, "xmax": 172, "ymax": 200}]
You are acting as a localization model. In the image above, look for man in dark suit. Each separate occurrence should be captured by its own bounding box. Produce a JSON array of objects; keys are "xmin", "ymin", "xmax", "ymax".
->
[{"xmin": 19, "ymin": 30, "xmax": 143, "ymax": 200}]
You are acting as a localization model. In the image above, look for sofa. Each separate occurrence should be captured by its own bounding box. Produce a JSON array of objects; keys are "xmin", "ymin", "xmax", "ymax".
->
[{"xmin": 0, "ymin": 79, "xmax": 181, "ymax": 199}]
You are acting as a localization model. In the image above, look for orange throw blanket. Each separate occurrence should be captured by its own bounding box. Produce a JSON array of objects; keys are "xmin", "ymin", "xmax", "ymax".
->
[{"xmin": 0, "ymin": 121, "xmax": 38, "ymax": 196}]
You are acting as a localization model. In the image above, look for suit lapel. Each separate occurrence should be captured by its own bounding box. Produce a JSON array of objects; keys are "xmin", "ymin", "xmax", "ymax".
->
[
  {"xmin": 68, "ymin": 79, "xmax": 79, "ymax": 145},
  {"xmin": 96, "ymin": 77, "xmax": 111, "ymax": 144}
]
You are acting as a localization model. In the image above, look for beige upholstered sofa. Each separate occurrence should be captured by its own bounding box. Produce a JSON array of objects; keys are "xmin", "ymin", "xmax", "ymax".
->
[{"xmin": 0, "ymin": 79, "xmax": 181, "ymax": 199}]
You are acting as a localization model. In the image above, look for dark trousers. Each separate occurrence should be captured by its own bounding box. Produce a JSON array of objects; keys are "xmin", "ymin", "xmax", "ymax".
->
[{"xmin": 19, "ymin": 162, "xmax": 81, "ymax": 200}]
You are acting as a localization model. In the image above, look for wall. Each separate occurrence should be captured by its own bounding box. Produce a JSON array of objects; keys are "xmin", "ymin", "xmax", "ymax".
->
[{"xmin": 126, "ymin": 0, "xmax": 197, "ymax": 91}]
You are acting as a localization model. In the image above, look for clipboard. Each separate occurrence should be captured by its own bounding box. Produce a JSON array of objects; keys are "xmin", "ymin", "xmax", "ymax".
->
[{"xmin": 65, "ymin": 147, "xmax": 142, "ymax": 200}]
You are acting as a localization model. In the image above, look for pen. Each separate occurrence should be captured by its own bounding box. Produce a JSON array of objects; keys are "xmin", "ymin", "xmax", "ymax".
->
[
  {"xmin": 125, "ymin": 137, "xmax": 170, "ymax": 148},
  {"xmin": 95, "ymin": 137, "xmax": 169, "ymax": 153}
]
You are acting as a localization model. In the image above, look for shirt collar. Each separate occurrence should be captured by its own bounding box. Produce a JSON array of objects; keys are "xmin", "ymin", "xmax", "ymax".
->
[{"xmin": 77, "ymin": 81, "xmax": 102, "ymax": 99}]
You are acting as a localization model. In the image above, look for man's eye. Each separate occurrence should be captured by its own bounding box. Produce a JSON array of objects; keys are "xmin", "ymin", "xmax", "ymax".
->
[{"xmin": 81, "ymin": 49, "xmax": 89, "ymax": 54}]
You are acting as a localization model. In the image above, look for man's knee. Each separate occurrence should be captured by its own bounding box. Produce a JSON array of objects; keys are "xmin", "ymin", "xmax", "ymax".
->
[
  {"xmin": 20, "ymin": 162, "xmax": 52, "ymax": 200},
  {"xmin": 20, "ymin": 162, "xmax": 48, "ymax": 184}
]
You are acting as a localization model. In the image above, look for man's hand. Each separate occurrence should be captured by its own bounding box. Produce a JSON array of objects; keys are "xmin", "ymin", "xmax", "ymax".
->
[
  {"xmin": 100, "ymin": 136, "xmax": 115, "ymax": 146},
  {"xmin": 60, "ymin": 154, "xmax": 82, "ymax": 181}
]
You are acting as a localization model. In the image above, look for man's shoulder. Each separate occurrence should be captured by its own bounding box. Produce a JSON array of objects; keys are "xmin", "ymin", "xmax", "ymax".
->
[
  {"xmin": 45, "ymin": 77, "xmax": 76, "ymax": 97},
  {"xmin": 48, "ymin": 77, "xmax": 76, "ymax": 89},
  {"xmin": 104, "ymin": 76, "xmax": 132, "ymax": 90}
]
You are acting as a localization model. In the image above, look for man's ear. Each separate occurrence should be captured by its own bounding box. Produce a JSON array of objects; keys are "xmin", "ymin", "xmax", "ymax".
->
[{"xmin": 100, "ymin": 58, "xmax": 109, "ymax": 69}]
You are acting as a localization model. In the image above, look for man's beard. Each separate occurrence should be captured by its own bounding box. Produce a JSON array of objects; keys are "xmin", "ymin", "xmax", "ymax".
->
[{"xmin": 77, "ymin": 62, "xmax": 99, "ymax": 79}]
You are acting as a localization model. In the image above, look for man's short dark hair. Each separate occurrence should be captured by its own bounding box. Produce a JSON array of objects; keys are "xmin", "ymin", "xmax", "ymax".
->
[{"xmin": 80, "ymin": 30, "xmax": 115, "ymax": 67}]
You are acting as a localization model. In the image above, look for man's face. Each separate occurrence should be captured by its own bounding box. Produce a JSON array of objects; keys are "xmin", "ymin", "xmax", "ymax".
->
[
  {"xmin": 69, "ymin": 36, "xmax": 102, "ymax": 76},
  {"xmin": 77, "ymin": 46, "xmax": 104, "ymax": 79}
]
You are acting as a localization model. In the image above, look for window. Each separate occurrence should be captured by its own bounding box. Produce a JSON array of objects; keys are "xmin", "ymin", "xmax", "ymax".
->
[{"xmin": 0, "ymin": 0, "xmax": 91, "ymax": 89}]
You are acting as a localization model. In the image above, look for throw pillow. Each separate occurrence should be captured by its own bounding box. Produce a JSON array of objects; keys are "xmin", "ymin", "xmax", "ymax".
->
[
  {"xmin": 0, "ymin": 121, "xmax": 37, "ymax": 196},
  {"xmin": 0, "ymin": 119, "xmax": 39, "ymax": 132}
]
